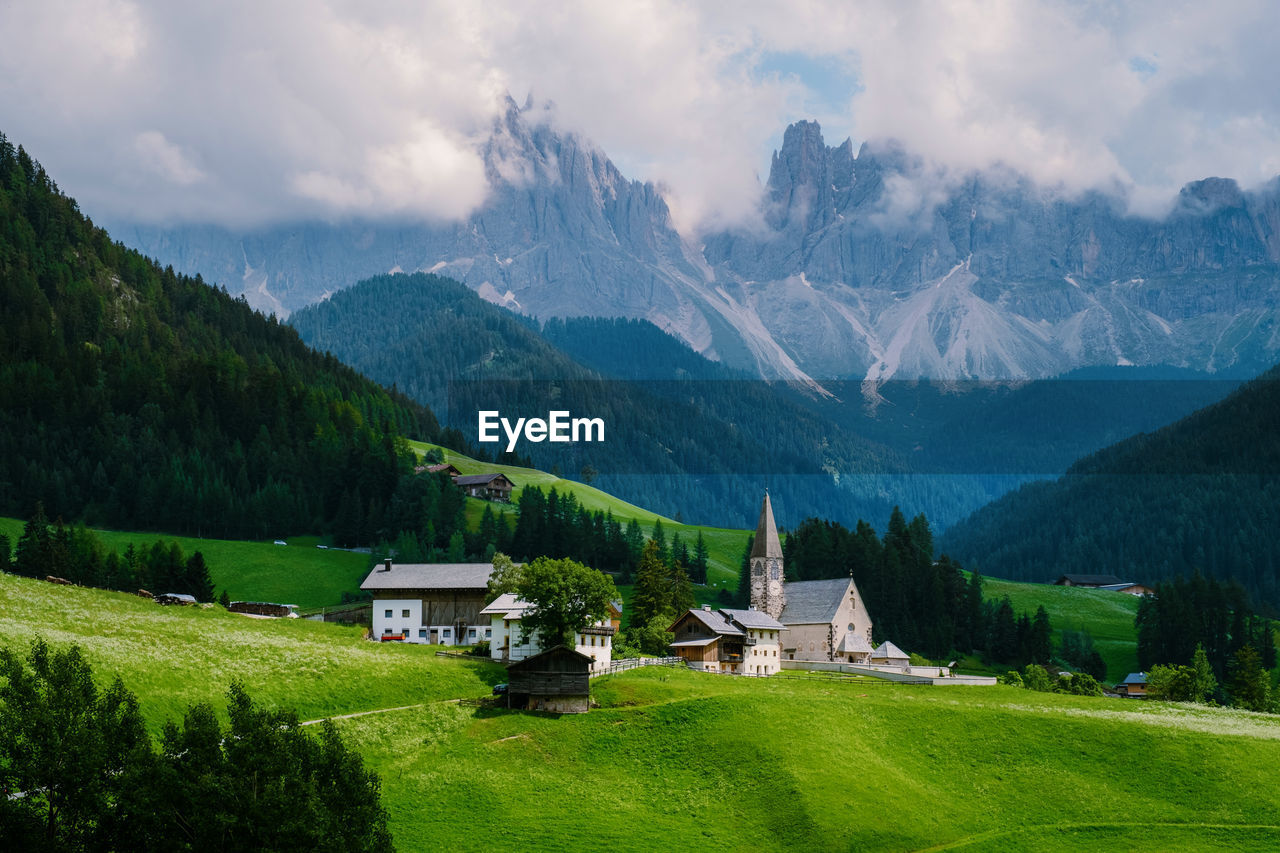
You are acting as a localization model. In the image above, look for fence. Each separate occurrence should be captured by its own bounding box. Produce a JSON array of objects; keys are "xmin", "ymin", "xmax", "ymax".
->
[{"xmin": 592, "ymin": 656, "xmax": 685, "ymax": 678}]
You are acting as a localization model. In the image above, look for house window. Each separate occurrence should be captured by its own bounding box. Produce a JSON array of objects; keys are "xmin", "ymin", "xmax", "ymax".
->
[
  {"xmin": 485, "ymin": 628, "xmax": 492, "ymax": 638},
  {"xmin": 442, "ymin": 629, "xmax": 451, "ymax": 637},
  {"xmin": 383, "ymin": 628, "xmax": 391, "ymax": 634},
  {"xmin": 402, "ymin": 609, "xmax": 410, "ymax": 618},
  {"xmin": 384, "ymin": 609, "xmax": 392, "ymax": 618},
  {"xmin": 419, "ymin": 629, "xmax": 427, "ymax": 638},
  {"xmin": 468, "ymin": 628, "xmax": 477, "ymax": 639}
]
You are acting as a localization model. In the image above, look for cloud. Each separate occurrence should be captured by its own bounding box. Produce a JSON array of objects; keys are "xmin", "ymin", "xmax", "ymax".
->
[{"xmin": 1, "ymin": 1, "xmax": 1278, "ymax": 231}]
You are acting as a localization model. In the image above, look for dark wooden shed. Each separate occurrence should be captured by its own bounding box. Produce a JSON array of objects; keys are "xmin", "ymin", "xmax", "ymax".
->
[{"xmin": 506, "ymin": 645, "xmax": 593, "ymax": 713}]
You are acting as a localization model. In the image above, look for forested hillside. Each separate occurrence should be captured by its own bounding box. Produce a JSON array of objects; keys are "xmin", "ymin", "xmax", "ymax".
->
[
  {"xmin": 0, "ymin": 133, "xmax": 463, "ymax": 544},
  {"xmin": 290, "ymin": 272, "xmax": 914, "ymax": 528},
  {"xmin": 944, "ymin": 364, "xmax": 1280, "ymax": 607}
]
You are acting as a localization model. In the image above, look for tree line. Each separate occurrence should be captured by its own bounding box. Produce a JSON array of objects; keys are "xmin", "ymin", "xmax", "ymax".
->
[
  {"xmin": 3, "ymin": 503, "xmax": 213, "ymax": 600},
  {"xmin": 0, "ymin": 639, "xmax": 392, "ymax": 852}
]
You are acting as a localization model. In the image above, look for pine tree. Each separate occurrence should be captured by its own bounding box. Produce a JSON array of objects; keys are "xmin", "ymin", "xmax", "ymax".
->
[
  {"xmin": 185, "ymin": 552, "xmax": 214, "ymax": 601},
  {"xmin": 1030, "ymin": 606, "xmax": 1053, "ymax": 665},
  {"xmin": 691, "ymin": 531, "xmax": 710, "ymax": 585},
  {"xmin": 631, "ymin": 541, "xmax": 672, "ymax": 629},
  {"xmin": 1191, "ymin": 643, "xmax": 1217, "ymax": 703}
]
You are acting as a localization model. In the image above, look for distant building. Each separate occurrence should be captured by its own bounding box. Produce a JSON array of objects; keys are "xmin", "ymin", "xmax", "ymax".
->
[
  {"xmin": 416, "ymin": 462, "xmax": 461, "ymax": 477},
  {"xmin": 454, "ymin": 472, "xmax": 516, "ymax": 502},
  {"xmin": 870, "ymin": 641, "xmax": 910, "ymax": 669},
  {"xmin": 668, "ymin": 605, "xmax": 784, "ymax": 675},
  {"xmin": 1116, "ymin": 672, "xmax": 1148, "ymax": 697},
  {"xmin": 482, "ymin": 592, "xmax": 620, "ymax": 672},
  {"xmin": 1095, "ymin": 582, "xmax": 1155, "ymax": 596},
  {"xmin": 748, "ymin": 493, "xmax": 879, "ymax": 664},
  {"xmin": 1055, "ymin": 574, "xmax": 1128, "ymax": 588},
  {"xmin": 360, "ymin": 559, "xmax": 492, "ymax": 644},
  {"xmin": 505, "ymin": 645, "xmax": 593, "ymax": 713}
]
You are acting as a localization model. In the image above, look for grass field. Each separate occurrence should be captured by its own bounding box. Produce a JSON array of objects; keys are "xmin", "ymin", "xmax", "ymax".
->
[
  {"xmin": 0, "ymin": 571, "xmax": 500, "ymax": 728},
  {"xmin": 983, "ymin": 576, "xmax": 1142, "ymax": 681},
  {"xmin": 0, "ymin": 517, "xmax": 372, "ymax": 609},
  {"xmin": 4, "ymin": 571, "xmax": 1278, "ymax": 851}
]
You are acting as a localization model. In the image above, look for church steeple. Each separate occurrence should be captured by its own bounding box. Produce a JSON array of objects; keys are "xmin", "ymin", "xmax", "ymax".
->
[{"xmin": 749, "ymin": 492, "xmax": 786, "ymax": 619}]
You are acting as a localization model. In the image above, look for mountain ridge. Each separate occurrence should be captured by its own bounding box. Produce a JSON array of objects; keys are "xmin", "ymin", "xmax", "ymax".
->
[{"xmin": 110, "ymin": 103, "xmax": 1280, "ymax": 382}]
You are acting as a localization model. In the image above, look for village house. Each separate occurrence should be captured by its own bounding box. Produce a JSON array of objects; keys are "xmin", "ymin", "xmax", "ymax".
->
[
  {"xmin": 1116, "ymin": 672, "xmax": 1149, "ymax": 697},
  {"xmin": 1055, "ymin": 573, "xmax": 1127, "ymax": 588},
  {"xmin": 748, "ymin": 493, "xmax": 880, "ymax": 664},
  {"xmin": 360, "ymin": 559, "xmax": 492, "ymax": 645},
  {"xmin": 482, "ymin": 592, "xmax": 621, "ymax": 672},
  {"xmin": 416, "ymin": 461, "xmax": 461, "ymax": 477},
  {"xmin": 668, "ymin": 605, "xmax": 784, "ymax": 675},
  {"xmin": 504, "ymin": 646, "xmax": 593, "ymax": 713},
  {"xmin": 454, "ymin": 472, "xmax": 516, "ymax": 502}
]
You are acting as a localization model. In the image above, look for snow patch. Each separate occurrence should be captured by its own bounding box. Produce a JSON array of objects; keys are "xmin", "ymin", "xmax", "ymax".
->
[
  {"xmin": 388, "ymin": 265, "xmax": 403, "ymax": 274},
  {"xmin": 476, "ymin": 281, "xmax": 521, "ymax": 310}
]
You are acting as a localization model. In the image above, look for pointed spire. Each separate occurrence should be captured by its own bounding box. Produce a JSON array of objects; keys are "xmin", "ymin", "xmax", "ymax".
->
[{"xmin": 750, "ymin": 493, "xmax": 783, "ymax": 559}]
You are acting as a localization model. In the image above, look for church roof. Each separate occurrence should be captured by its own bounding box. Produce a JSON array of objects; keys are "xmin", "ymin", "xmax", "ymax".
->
[
  {"xmin": 778, "ymin": 577, "xmax": 852, "ymax": 625},
  {"xmin": 749, "ymin": 493, "xmax": 783, "ymax": 560},
  {"xmin": 872, "ymin": 640, "xmax": 909, "ymax": 660}
]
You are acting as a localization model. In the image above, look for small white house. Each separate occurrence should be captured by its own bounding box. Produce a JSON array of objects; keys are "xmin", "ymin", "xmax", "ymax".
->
[{"xmin": 482, "ymin": 592, "xmax": 619, "ymax": 672}]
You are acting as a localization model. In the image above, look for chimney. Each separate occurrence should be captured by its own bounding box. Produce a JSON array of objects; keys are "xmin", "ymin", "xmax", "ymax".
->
[
  {"xmin": 702, "ymin": 604, "xmax": 711, "ymax": 611},
  {"xmin": 382, "ymin": 558, "xmax": 392, "ymax": 572}
]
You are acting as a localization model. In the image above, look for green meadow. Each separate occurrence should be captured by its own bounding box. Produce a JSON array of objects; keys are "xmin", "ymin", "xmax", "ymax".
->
[
  {"xmin": 0, "ymin": 517, "xmax": 372, "ymax": 610},
  {"xmin": 4, "ymin": 571, "xmax": 1277, "ymax": 851},
  {"xmin": 983, "ymin": 576, "xmax": 1142, "ymax": 681}
]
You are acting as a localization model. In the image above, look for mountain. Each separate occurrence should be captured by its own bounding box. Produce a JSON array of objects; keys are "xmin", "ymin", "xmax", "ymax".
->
[
  {"xmin": 942, "ymin": 363, "xmax": 1280, "ymax": 608},
  {"xmin": 0, "ymin": 131, "xmax": 462, "ymax": 546},
  {"xmin": 113, "ymin": 103, "xmax": 1280, "ymax": 384}
]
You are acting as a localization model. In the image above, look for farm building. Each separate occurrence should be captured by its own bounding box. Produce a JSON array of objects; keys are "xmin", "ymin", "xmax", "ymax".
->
[
  {"xmin": 1055, "ymin": 574, "xmax": 1128, "ymax": 588},
  {"xmin": 360, "ymin": 559, "xmax": 493, "ymax": 645},
  {"xmin": 505, "ymin": 645, "xmax": 593, "ymax": 713},
  {"xmin": 228, "ymin": 601, "xmax": 299, "ymax": 618},
  {"xmin": 482, "ymin": 592, "xmax": 620, "ymax": 672},
  {"xmin": 1116, "ymin": 672, "xmax": 1149, "ymax": 697},
  {"xmin": 454, "ymin": 472, "xmax": 515, "ymax": 501},
  {"xmin": 668, "ymin": 605, "xmax": 784, "ymax": 675},
  {"xmin": 748, "ymin": 493, "xmax": 879, "ymax": 664}
]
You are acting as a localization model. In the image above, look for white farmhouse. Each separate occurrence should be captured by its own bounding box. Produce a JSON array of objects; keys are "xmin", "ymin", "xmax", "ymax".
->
[
  {"xmin": 482, "ymin": 592, "xmax": 621, "ymax": 672},
  {"xmin": 360, "ymin": 559, "xmax": 493, "ymax": 645},
  {"xmin": 668, "ymin": 605, "xmax": 785, "ymax": 675}
]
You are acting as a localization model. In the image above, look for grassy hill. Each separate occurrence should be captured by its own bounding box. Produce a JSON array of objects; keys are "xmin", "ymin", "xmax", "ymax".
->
[
  {"xmin": 0, "ymin": 517, "xmax": 371, "ymax": 610},
  {"xmin": 983, "ymin": 577, "xmax": 1142, "ymax": 682},
  {"xmin": 416, "ymin": 440, "xmax": 751, "ymax": 589},
  {"xmin": 3, "ymin": 571, "xmax": 1278, "ymax": 851}
]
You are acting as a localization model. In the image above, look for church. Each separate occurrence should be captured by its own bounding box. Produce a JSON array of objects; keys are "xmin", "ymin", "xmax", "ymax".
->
[{"xmin": 750, "ymin": 493, "xmax": 876, "ymax": 664}]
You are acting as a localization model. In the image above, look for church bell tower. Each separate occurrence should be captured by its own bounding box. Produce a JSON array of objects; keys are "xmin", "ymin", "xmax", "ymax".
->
[{"xmin": 749, "ymin": 492, "xmax": 786, "ymax": 620}]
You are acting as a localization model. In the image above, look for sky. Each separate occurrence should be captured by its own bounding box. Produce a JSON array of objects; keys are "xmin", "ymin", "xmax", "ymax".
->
[{"xmin": 3, "ymin": 0, "xmax": 1279, "ymax": 234}]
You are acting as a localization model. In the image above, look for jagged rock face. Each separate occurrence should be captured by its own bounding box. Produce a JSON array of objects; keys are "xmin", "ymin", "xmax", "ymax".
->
[{"xmin": 113, "ymin": 112, "xmax": 1280, "ymax": 381}]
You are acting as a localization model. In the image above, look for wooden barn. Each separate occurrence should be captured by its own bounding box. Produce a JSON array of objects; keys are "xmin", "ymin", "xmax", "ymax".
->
[
  {"xmin": 454, "ymin": 472, "xmax": 516, "ymax": 502},
  {"xmin": 505, "ymin": 645, "xmax": 593, "ymax": 713}
]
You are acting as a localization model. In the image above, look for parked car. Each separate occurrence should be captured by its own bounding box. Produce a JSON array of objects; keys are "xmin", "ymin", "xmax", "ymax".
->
[{"xmin": 492, "ymin": 683, "xmax": 508, "ymax": 696}]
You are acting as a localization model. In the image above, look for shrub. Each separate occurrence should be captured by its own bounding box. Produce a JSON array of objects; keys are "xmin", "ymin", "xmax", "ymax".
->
[
  {"xmin": 999, "ymin": 670, "xmax": 1024, "ymax": 687},
  {"xmin": 1021, "ymin": 664, "xmax": 1053, "ymax": 692}
]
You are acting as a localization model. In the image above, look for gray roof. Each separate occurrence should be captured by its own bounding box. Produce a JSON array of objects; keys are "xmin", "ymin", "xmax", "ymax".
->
[
  {"xmin": 1122, "ymin": 672, "xmax": 1148, "ymax": 685},
  {"xmin": 779, "ymin": 577, "xmax": 852, "ymax": 625},
  {"xmin": 669, "ymin": 637, "xmax": 718, "ymax": 648},
  {"xmin": 360, "ymin": 562, "xmax": 493, "ymax": 591},
  {"xmin": 750, "ymin": 493, "xmax": 783, "ymax": 559},
  {"xmin": 1057, "ymin": 573, "xmax": 1127, "ymax": 586},
  {"xmin": 678, "ymin": 608, "xmax": 745, "ymax": 637},
  {"xmin": 872, "ymin": 640, "xmax": 909, "ymax": 660},
  {"xmin": 455, "ymin": 473, "xmax": 513, "ymax": 486},
  {"xmin": 720, "ymin": 607, "xmax": 785, "ymax": 631},
  {"xmin": 480, "ymin": 592, "xmax": 530, "ymax": 617}
]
